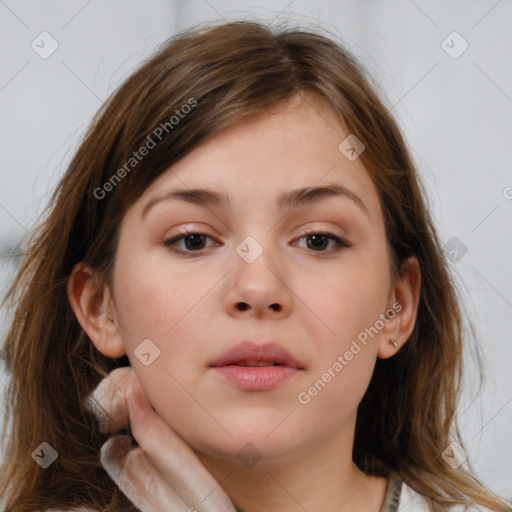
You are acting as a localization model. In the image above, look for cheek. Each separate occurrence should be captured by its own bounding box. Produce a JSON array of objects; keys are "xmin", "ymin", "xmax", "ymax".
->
[
  {"xmin": 111, "ymin": 256, "xmax": 214, "ymax": 422},
  {"xmin": 305, "ymin": 251, "xmax": 390, "ymax": 356},
  {"xmin": 296, "ymin": 264, "xmax": 386, "ymax": 426},
  {"xmin": 113, "ymin": 246, "xmax": 212, "ymax": 345},
  {"xmin": 296, "ymin": 354, "xmax": 376, "ymax": 440}
]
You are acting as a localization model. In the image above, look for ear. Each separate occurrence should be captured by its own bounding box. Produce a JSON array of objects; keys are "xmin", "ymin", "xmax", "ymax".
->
[
  {"xmin": 377, "ymin": 255, "xmax": 421, "ymax": 359},
  {"xmin": 67, "ymin": 262, "xmax": 126, "ymax": 358}
]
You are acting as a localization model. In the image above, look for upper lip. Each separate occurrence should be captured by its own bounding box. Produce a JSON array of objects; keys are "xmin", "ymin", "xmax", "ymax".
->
[{"xmin": 209, "ymin": 341, "xmax": 304, "ymax": 369}]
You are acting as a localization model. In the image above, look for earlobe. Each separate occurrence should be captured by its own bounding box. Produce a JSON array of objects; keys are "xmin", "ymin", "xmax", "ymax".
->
[
  {"xmin": 377, "ymin": 256, "xmax": 421, "ymax": 359},
  {"xmin": 66, "ymin": 263, "xmax": 126, "ymax": 358}
]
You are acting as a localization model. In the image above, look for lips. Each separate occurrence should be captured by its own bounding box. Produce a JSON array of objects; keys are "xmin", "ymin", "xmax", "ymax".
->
[
  {"xmin": 208, "ymin": 341, "xmax": 304, "ymax": 369},
  {"xmin": 208, "ymin": 341, "xmax": 304, "ymax": 391}
]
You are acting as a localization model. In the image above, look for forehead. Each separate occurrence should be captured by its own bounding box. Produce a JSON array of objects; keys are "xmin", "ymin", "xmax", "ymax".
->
[{"xmin": 132, "ymin": 94, "xmax": 382, "ymax": 222}]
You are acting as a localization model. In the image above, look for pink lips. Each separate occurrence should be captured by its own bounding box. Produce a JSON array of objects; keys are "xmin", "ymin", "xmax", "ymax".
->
[{"xmin": 209, "ymin": 341, "xmax": 304, "ymax": 391}]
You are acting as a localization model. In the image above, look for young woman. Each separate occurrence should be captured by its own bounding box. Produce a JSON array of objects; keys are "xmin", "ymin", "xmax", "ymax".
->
[{"xmin": 1, "ymin": 19, "xmax": 510, "ymax": 512}]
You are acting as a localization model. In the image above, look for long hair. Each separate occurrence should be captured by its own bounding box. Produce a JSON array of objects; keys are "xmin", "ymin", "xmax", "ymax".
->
[{"xmin": 1, "ymin": 19, "xmax": 510, "ymax": 512}]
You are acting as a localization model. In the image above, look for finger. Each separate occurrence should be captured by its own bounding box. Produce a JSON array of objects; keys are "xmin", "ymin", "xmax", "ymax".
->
[
  {"xmin": 125, "ymin": 389, "xmax": 236, "ymax": 512},
  {"xmin": 93, "ymin": 368, "xmax": 236, "ymax": 511},
  {"xmin": 100, "ymin": 435, "xmax": 190, "ymax": 512},
  {"xmin": 85, "ymin": 367, "xmax": 134, "ymax": 434}
]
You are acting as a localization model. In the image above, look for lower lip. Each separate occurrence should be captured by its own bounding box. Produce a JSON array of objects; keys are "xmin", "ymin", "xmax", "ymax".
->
[{"xmin": 211, "ymin": 365, "xmax": 301, "ymax": 391}]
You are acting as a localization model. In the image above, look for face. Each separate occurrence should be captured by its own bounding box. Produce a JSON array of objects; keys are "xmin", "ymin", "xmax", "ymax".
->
[{"xmin": 107, "ymin": 94, "xmax": 399, "ymax": 466}]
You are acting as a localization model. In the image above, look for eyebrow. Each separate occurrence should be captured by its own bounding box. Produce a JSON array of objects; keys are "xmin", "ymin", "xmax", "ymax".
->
[{"xmin": 140, "ymin": 183, "xmax": 369, "ymax": 219}]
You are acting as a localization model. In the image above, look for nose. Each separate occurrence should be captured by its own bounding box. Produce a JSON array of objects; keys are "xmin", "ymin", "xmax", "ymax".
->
[{"xmin": 223, "ymin": 238, "xmax": 292, "ymax": 320}]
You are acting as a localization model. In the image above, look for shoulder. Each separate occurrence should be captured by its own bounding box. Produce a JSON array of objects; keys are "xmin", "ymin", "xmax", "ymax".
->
[{"xmin": 398, "ymin": 478, "xmax": 498, "ymax": 512}]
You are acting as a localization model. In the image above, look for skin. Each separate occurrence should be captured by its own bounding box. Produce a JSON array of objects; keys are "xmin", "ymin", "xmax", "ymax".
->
[{"xmin": 69, "ymin": 93, "xmax": 421, "ymax": 512}]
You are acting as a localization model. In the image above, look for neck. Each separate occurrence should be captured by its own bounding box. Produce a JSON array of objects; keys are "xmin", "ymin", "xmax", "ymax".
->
[{"xmin": 194, "ymin": 425, "xmax": 387, "ymax": 512}]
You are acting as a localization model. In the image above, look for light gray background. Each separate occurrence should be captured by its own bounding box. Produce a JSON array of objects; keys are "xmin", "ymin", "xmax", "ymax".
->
[{"xmin": 0, "ymin": 0, "xmax": 511, "ymax": 498}]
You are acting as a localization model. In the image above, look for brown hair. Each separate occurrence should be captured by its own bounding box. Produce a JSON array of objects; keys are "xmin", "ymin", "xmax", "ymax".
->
[{"xmin": 1, "ymin": 19, "xmax": 510, "ymax": 512}]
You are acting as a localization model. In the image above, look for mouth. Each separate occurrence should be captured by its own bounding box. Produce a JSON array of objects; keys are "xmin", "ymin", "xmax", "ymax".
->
[
  {"xmin": 224, "ymin": 360, "xmax": 288, "ymax": 368},
  {"xmin": 209, "ymin": 340, "xmax": 303, "ymax": 368},
  {"xmin": 228, "ymin": 361, "xmax": 284, "ymax": 367},
  {"xmin": 208, "ymin": 341, "xmax": 304, "ymax": 391}
]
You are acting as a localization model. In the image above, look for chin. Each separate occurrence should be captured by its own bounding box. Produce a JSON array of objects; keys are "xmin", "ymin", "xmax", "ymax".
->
[{"xmin": 178, "ymin": 416, "xmax": 308, "ymax": 469}]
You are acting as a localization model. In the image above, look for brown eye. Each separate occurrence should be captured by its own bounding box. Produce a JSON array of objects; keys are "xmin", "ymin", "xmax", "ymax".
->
[
  {"xmin": 163, "ymin": 230, "xmax": 218, "ymax": 254},
  {"xmin": 181, "ymin": 233, "xmax": 207, "ymax": 251},
  {"xmin": 305, "ymin": 233, "xmax": 330, "ymax": 251},
  {"xmin": 295, "ymin": 230, "xmax": 351, "ymax": 253}
]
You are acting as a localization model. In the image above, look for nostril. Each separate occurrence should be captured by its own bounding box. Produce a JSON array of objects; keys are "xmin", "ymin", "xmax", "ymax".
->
[{"xmin": 235, "ymin": 302, "xmax": 281, "ymax": 312}]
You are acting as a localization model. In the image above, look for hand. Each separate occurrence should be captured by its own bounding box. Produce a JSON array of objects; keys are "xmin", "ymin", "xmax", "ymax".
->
[{"xmin": 86, "ymin": 367, "xmax": 238, "ymax": 512}]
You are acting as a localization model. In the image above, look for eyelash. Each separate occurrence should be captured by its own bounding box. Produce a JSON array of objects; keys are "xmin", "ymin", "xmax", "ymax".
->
[{"xmin": 162, "ymin": 227, "xmax": 352, "ymax": 256}]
